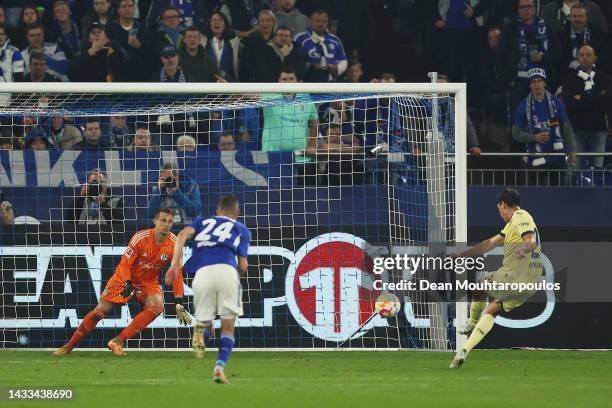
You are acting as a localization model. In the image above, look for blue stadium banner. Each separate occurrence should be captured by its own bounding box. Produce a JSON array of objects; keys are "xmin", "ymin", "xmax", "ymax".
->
[{"xmin": 0, "ymin": 149, "xmax": 294, "ymax": 188}]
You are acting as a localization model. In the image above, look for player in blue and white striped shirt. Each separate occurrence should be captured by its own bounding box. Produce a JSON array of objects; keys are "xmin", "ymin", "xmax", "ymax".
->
[{"xmin": 165, "ymin": 195, "xmax": 251, "ymax": 384}]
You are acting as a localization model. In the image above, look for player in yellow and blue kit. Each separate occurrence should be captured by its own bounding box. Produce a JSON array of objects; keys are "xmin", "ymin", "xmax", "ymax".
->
[
  {"xmin": 165, "ymin": 195, "xmax": 251, "ymax": 384},
  {"xmin": 450, "ymin": 188, "xmax": 543, "ymax": 368}
]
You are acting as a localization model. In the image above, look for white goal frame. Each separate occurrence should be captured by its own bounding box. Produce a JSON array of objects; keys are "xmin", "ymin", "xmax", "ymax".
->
[{"xmin": 0, "ymin": 81, "xmax": 468, "ymax": 352}]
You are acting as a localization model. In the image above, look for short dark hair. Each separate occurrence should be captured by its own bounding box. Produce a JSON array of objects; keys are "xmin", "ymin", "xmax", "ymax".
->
[
  {"xmin": 135, "ymin": 122, "xmax": 149, "ymax": 131},
  {"xmin": 0, "ymin": 137, "xmax": 13, "ymax": 148},
  {"xmin": 217, "ymin": 194, "xmax": 239, "ymax": 212},
  {"xmin": 160, "ymin": 5, "xmax": 180, "ymax": 19},
  {"xmin": 86, "ymin": 117, "xmax": 100, "ymax": 125},
  {"xmin": 280, "ymin": 65, "xmax": 297, "ymax": 75},
  {"xmin": 275, "ymin": 25, "xmax": 292, "ymax": 34},
  {"xmin": 154, "ymin": 207, "xmax": 174, "ymax": 218},
  {"xmin": 570, "ymin": 3, "xmax": 588, "ymax": 14},
  {"xmin": 311, "ymin": 9, "xmax": 329, "ymax": 17},
  {"xmin": 53, "ymin": 0, "xmax": 70, "ymax": 9},
  {"xmin": 26, "ymin": 22, "xmax": 44, "ymax": 35},
  {"xmin": 380, "ymin": 72, "xmax": 397, "ymax": 82},
  {"xmin": 183, "ymin": 26, "xmax": 200, "ymax": 35},
  {"xmin": 87, "ymin": 167, "xmax": 106, "ymax": 180},
  {"xmin": 327, "ymin": 123, "xmax": 341, "ymax": 132},
  {"xmin": 497, "ymin": 187, "xmax": 521, "ymax": 207},
  {"xmin": 161, "ymin": 161, "xmax": 179, "ymax": 176},
  {"xmin": 29, "ymin": 49, "xmax": 46, "ymax": 63}
]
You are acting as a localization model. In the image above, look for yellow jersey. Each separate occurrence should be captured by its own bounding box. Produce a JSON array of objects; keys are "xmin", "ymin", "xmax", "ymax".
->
[{"xmin": 499, "ymin": 208, "xmax": 543, "ymax": 282}]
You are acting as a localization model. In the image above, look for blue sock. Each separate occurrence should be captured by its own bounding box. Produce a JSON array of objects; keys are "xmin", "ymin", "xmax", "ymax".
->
[
  {"xmin": 216, "ymin": 335, "xmax": 234, "ymax": 369},
  {"xmin": 204, "ymin": 328, "xmax": 211, "ymax": 343}
]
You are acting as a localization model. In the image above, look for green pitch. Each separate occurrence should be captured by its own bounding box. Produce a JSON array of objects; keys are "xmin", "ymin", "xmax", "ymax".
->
[{"xmin": 1, "ymin": 350, "xmax": 611, "ymax": 408}]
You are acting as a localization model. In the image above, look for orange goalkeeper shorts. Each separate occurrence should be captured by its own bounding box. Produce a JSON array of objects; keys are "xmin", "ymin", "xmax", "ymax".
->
[{"xmin": 100, "ymin": 275, "xmax": 162, "ymax": 305}]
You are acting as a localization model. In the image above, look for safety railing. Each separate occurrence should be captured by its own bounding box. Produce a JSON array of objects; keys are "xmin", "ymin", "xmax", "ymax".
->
[{"xmin": 467, "ymin": 152, "xmax": 612, "ymax": 187}]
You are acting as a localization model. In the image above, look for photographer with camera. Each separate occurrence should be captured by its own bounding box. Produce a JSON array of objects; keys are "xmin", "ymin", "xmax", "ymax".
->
[
  {"xmin": 147, "ymin": 162, "xmax": 201, "ymax": 225},
  {"xmin": 0, "ymin": 190, "xmax": 14, "ymax": 225},
  {"xmin": 64, "ymin": 168, "xmax": 124, "ymax": 224}
]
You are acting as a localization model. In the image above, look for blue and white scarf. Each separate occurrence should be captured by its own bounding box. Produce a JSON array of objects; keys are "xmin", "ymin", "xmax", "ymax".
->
[
  {"xmin": 160, "ymin": 66, "xmax": 186, "ymax": 82},
  {"xmin": 570, "ymin": 24, "xmax": 591, "ymax": 60},
  {"xmin": 525, "ymin": 91, "xmax": 564, "ymax": 166},
  {"xmin": 517, "ymin": 16, "xmax": 548, "ymax": 74}
]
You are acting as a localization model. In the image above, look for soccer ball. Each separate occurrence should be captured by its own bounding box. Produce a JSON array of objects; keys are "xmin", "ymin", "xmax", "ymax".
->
[{"xmin": 375, "ymin": 293, "xmax": 401, "ymax": 318}]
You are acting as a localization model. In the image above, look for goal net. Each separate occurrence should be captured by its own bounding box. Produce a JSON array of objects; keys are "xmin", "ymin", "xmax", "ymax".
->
[{"xmin": 0, "ymin": 82, "xmax": 466, "ymax": 351}]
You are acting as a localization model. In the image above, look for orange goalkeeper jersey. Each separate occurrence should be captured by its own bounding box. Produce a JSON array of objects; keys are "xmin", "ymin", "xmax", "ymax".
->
[{"xmin": 114, "ymin": 229, "xmax": 184, "ymax": 298}]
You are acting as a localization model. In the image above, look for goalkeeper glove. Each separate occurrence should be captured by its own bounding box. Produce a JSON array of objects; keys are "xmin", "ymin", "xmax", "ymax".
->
[
  {"xmin": 122, "ymin": 280, "xmax": 141, "ymax": 299},
  {"xmin": 175, "ymin": 298, "xmax": 192, "ymax": 326}
]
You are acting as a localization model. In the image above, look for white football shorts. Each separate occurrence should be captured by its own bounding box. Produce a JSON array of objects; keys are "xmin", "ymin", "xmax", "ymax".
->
[{"xmin": 191, "ymin": 263, "xmax": 243, "ymax": 321}]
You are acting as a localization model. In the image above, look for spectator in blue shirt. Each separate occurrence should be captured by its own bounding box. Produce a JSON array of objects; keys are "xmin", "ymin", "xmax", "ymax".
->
[
  {"xmin": 294, "ymin": 9, "xmax": 347, "ymax": 82},
  {"xmin": 147, "ymin": 161, "xmax": 202, "ymax": 225},
  {"xmin": 438, "ymin": 0, "xmax": 489, "ymax": 104},
  {"xmin": 512, "ymin": 68, "xmax": 577, "ymax": 183}
]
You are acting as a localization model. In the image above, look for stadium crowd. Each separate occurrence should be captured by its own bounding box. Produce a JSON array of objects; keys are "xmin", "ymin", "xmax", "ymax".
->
[{"xmin": 0, "ymin": 0, "xmax": 610, "ymax": 180}]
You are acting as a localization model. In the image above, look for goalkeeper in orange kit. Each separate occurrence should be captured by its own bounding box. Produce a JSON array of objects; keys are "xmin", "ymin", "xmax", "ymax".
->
[{"xmin": 54, "ymin": 207, "xmax": 192, "ymax": 356}]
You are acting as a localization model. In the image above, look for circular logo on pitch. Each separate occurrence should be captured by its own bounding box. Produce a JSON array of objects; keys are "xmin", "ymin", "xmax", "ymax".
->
[{"xmin": 285, "ymin": 233, "xmax": 380, "ymax": 342}]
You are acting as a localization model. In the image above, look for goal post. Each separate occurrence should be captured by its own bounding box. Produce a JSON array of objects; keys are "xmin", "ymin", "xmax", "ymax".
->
[{"xmin": 0, "ymin": 81, "xmax": 467, "ymax": 351}]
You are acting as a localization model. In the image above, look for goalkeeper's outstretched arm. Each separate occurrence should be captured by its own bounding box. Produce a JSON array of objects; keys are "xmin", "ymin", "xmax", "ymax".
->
[{"xmin": 458, "ymin": 234, "xmax": 505, "ymax": 258}]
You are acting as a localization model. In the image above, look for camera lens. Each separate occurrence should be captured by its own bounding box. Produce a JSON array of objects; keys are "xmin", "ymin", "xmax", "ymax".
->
[
  {"xmin": 162, "ymin": 176, "xmax": 176, "ymax": 190},
  {"xmin": 88, "ymin": 181, "xmax": 100, "ymax": 197}
]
